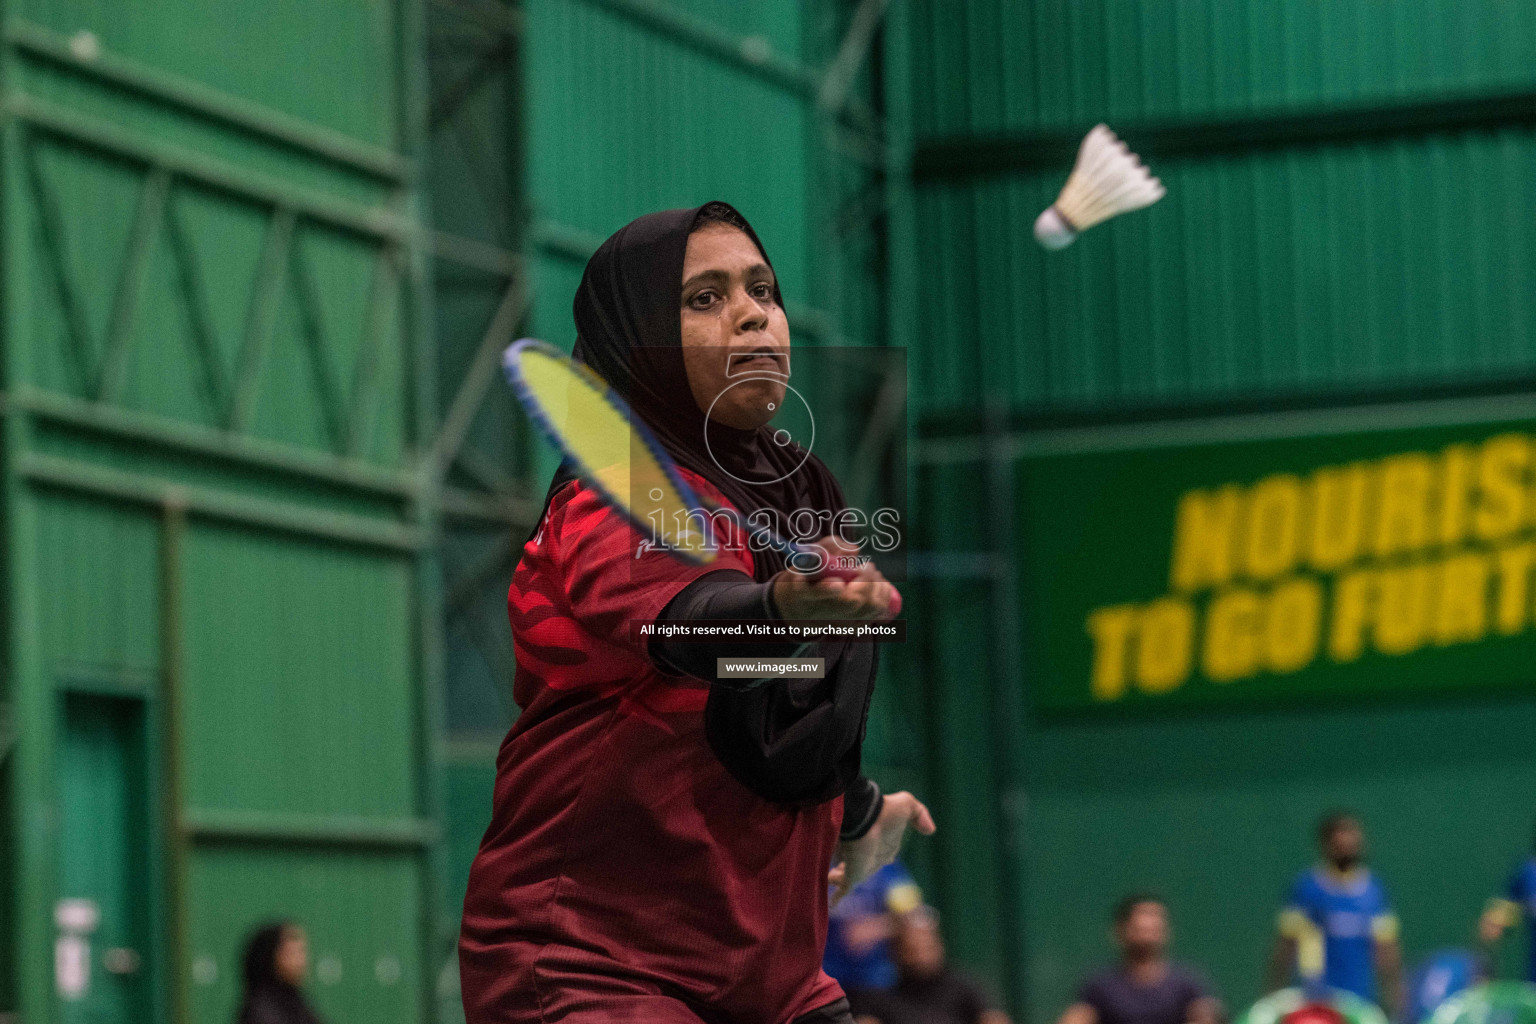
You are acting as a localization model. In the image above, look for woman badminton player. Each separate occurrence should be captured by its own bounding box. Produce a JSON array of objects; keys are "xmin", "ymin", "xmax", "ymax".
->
[{"xmin": 459, "ymin": 202, "xmax": 933, "ymax": 1024}]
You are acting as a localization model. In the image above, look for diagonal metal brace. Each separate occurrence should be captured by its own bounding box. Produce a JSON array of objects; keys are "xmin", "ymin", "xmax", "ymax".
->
[
  {"xmin": 98, "ymin": 166, "xmax": 173, "ymax": 402},
  {"xmin": 818, "ymin": 0, "xmax": 892, "ymax": 117},
  {"xmin": 426, "ymin": 276, "xmax": 529, "ymax": 484}
]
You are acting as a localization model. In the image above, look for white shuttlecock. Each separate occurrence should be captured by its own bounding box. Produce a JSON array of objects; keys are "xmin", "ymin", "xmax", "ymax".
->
[{"xmin": 1034, "ymin": 124, "xmax": 1165, "ymax": 250}]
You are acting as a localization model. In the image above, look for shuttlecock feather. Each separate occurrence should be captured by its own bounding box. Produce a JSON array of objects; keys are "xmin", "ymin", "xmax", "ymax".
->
[{"xmin": 1034, "ymin": 124, "xmax": 1165, "ymax": 250}]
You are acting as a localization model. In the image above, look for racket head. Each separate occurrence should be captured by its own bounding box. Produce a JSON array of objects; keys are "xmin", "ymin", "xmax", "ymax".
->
[{"xmin": 503, "ymin": 338, "xmax": 719, "ymax": 565}]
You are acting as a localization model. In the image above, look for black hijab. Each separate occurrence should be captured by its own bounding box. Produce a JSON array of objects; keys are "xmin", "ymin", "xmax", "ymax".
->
[
  {"xmin": 540, "ymin": 201, "xmax": 847, "ymax": 580},
  {"xmin": 538, "ymin": 201, "xmax": 876, "ymax": 805},
  {"xmin": 236, "ymin": 923, "xmax": 323, "ymax": 1024}
]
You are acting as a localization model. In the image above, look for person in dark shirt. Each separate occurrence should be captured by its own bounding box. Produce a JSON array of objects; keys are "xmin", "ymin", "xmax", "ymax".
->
[
  {"xmin": 1058, "ymin": 895, "xmax": 1221, "ymax": 1024},
  {"xmin": 235, "ymin": 921, "xmax": 324, "ymax": 1024},
  {"xmin": 848, "ymin": 906, "xmax": 1011, "ymax": 1024}
]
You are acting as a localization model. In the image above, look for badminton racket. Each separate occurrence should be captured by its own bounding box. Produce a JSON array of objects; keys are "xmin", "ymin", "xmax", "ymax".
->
[{"xmin": 502, "ymin": 338, "xmax": 898, "ymax": 614}]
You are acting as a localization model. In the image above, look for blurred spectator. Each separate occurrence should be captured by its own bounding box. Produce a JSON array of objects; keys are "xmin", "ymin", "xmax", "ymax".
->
[
  {"xmin": 1267, "ymin": 812, "xmax": 1403, "ymax": 1016},
  {"xmin": 847, "ymin": 905, "xmax": 1010, "ymax": 1024},
  {"xmin": 1479, "ymin": 820, "xmax": 1536, "ymax": 982},
  {"xmin": 1057, "ymin": 895, "xmax": 1221, "ymax": 1024},
  {"xmin": 237, "ymin": 921, "xmax": 324, "ymax": 1024},
  {"xmin": 1404, "ymin": 949, "xmax": 1483, "ymax": 1024},
  {"xmin": 826, "ymin": 860, "xmax": 925, "ymax": 991}
]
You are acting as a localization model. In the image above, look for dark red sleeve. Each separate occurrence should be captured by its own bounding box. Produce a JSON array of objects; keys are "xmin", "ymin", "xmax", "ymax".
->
[{"xmin": 553, "ymin": 483, "xmax": 753, "ymax": 658}]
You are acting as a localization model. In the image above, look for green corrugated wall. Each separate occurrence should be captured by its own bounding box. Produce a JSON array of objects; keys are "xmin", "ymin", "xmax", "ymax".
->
[
  {"xmin": 2, "ymin": 0, "xmax": 439, "ymax": 1021},
  {"xmin": 904, "ymin": 0, "xmax": 1536, "ymax": 416},
  {"xmin": 899, "ymin": 1, "xmax": 1536, "ymax": 1022},
  {"xmin": 525, "ymin": 0, "xmax": 812, "ymax": 310},
  {"xmin": 909, "ymin": 2, "xmax": 1536, "ymax": 133}
]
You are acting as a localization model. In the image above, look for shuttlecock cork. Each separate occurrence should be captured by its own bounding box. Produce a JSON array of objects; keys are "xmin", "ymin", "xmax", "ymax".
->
[{"xmin": 1034, "ymin": 124, "xmax": 1165, "ymax": 250}]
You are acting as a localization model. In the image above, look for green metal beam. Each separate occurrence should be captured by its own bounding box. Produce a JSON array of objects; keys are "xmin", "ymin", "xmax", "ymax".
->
[
  {"xmin": 843, "ymin": 359, "xmax": 907, "ymax": 512},
  {"xmin": 561, "ymin": 0, "xmax": 882, "ymax": 148},
  {"xmin": 429, "ymin": 0, "xmax": 524, "ymax": 38},
  {"xmin": 911, "ymin": 86, "xmax": 1536, "ymax": 182},
  {"xmin": 10, "ymin": 95, "xmax": 409, "ymax": 241},
  {"xmin": 345, "ymin": 246, "xmax": 403, "ymax": 457},
  {"xmin": 910, "ymin": 389, "xmax": 1536, "ymax": 464},
  {"xmin": 452, "ymin": 443, "xmax": 522, "ymax": 496},
  {"xmin": 441, "ymin": 734, "xmax": 502, "ymax": 764},
  {"xmin": 53, "ymin": 662, "xmax": 159, "ymax": 698},
  {"xmin": 2, "ymin": 72, "xmax": 58, "ymax": 1013},
  {"xmin": 427, "ymin": 277, "xmax": 529, "ymax": 482},
  {"xmin": 440, "ymin": 485, "xmax": 538, "ymax": 526},
  {"xmin": 403, "ymin": 0, "xmax": 453, "ymax": 1020},
  {"xmin": 97, "ymin": 165, "xmax": 171, "ymax": 402},
  {"xmin": 981, "ymin": 402, "xmax": 1027, "ymax": 1016},
  {"xmin": 162, "ymin": 187, "xmax": 234, "ymax": 416},
  {"xmin": 431, "ymin": 229, "xmax": 523, "ymax": 277},
  {"xmin": 19, "ymin": 452, "xmax": 424, "ymax": 552},
  {"xmin": 528, "ymin": 218, "xmax": 606, "ymax": 264},
  {"xmin": 285, "ymin": 226, "xmax": 349, "ymax": 452},
  {"xmin": 21, "ymin": 132, "xmax": 94, "ymax": 385},
  {"xmin": 4, "ymin": 18, "xmax": 411, "ymax": 183},
  {"xmin": 816, "ymin": 0, "xmax": 891, "ymax": 117},
  {"xmin": 428, "ymin": 31, "xmax": 514, "ymax": 131},
  {"xmin": 530, "ymin": 218, "xmax": 844, "ymax": 341},
  {"xmin": 181, "ymin": 807, "xmax": 436, "ymax": 850},
  {"xmin": 160, "ymin": 499, "xmax": 190, "ymax": 1024},
  {"xmin": 444, "ymin": 531, "xmax": 516, "ymax": 616},
  {"xmin": 573, "ymin": 0, "xmax": 820, "ymax": 99},
  {"xmin": 228, "ymin": 207, "xmax": 298, "ymax": 432},
  {"xmin": 11, "ymin": 386, "xmax": 419, "ymax": 497}
]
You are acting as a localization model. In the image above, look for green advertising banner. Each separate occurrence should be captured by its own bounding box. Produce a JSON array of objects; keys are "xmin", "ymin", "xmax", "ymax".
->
[{"xmin": 1017, "ymin": 396, "xmax": 1536, "ymax": 712}]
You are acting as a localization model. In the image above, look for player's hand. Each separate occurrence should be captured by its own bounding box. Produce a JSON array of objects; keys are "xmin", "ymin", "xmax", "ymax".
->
[
  {"xmin": 1480, "ymin": 907, "xmax": 1507, "ymax": 944},
  {"xmin": 829, "ymin": 791, "xmax": 935, "ymax": 905},
  {"xmin": 772, "ymin": 537, "xmax": 900, "ymax": 622}
]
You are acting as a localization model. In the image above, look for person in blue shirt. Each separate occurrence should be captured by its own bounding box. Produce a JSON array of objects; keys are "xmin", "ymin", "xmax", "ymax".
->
[
  {"xmin": 824, "ymin": 860, "xmax": 924, "ymax": 992},
  {"xmin": 1266, "ymin": 811, "xmax": 1404, "ymax": 1016},
  {"xmin": 1477, "ymin": 823, "xmax": 1536, "ymax": 982},
  {"xmin": 1404, "ymin": 948, "xmax": 1483, "ymax": 1024}
]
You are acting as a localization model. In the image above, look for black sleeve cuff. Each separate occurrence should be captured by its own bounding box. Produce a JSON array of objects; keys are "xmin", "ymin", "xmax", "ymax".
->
[
  {"xmin": 649, "ymin": 570, "xmax": 800, "ymax": 683},
  {"xmin": 840, "ymin": 776, "xmax": 883, "ymax": 841}
]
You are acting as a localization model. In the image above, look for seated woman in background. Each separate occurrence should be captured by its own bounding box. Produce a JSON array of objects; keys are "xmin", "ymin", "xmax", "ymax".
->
[{"xmin": 237, "ymin": 921, "xmax": 324, "ymax": 1024}]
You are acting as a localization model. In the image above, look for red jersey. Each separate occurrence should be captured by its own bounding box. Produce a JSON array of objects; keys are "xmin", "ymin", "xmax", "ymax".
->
[{"xmin": 459, "ymin": 472, "xmax": 845, "ymax": 1024}]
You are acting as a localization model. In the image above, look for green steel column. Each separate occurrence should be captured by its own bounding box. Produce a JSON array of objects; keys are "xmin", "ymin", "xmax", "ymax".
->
[
  {"xmin": 401, "ymin": 0, "xmax": 451, "ymax": 1019},
  {"xmin": 3, "ymin": 128, "xmax": 55, "ymax": 1024},
  {"xmin": 884, "ymin": 1, "xmax": 917, "ymax": 360},
  {"xmin": 983, "ymin": 401, "xmax": 1028, "ymax": 1017},
  {"xmin": 5, "ymin": 420, "xmax": 50, "ymax": 1024},
  {"xmin": 160, "ymin": 497, "xmax": 190, "ymax": 1024},
  {"xmin": 0, "ymin": 0, "xmax": 55, "ymax": 1009}
]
